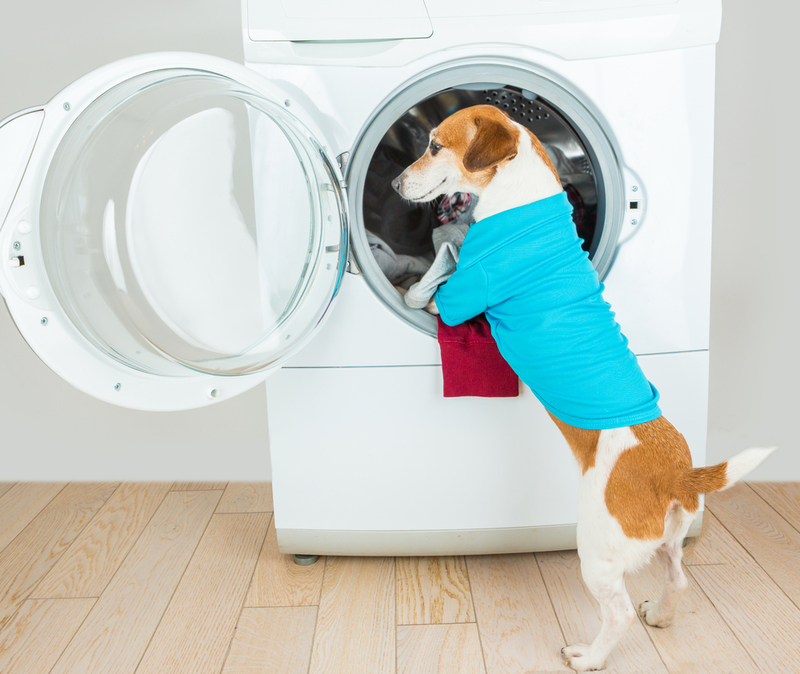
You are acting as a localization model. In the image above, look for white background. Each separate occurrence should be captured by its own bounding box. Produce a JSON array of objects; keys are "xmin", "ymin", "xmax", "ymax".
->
[{"xmin": 0, "ymin": 0, "xmax": 797, "ymax": 481}]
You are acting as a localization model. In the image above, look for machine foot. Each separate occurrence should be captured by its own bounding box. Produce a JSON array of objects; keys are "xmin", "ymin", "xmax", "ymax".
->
[{"xmin": 293, "ymin": 554, "xmax": 320, "ymax": 566}]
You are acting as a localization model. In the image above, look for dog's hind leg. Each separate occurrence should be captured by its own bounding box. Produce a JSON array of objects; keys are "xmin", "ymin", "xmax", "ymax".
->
[
  {"xmin": 562, "ymin": 557, "xmax": 636, "ymax": 672},
  {"xmin": 638, "ymin": 505, "xmax": 695, "ymax": 628}
]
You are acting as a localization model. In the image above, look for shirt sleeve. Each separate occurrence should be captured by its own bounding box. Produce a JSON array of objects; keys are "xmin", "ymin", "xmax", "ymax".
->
[{"xmin": 434, "ymin": 262, "xmax": 489, "ymax": 326}]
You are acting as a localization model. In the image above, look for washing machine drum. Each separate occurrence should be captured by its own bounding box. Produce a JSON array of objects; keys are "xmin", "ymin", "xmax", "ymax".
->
[{"xmin": 0, "ymin": 55, "xmax": 347, "ymax": 409}]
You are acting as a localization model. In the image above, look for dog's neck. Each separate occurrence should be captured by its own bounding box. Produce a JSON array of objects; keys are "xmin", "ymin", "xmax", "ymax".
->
[{"xmin": 471, "ymin": 125, "xmax": 563, "ymax": 222}]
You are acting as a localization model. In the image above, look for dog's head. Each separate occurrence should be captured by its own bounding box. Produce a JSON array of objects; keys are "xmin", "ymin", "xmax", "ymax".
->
[{"xmin": 391, "ymin": 104, "xmax": 558, "ymax": 204}]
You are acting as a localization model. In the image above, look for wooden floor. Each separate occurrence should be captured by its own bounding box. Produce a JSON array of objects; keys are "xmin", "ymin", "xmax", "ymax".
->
[{"xmin": 0, "ymin": 481, "xmax": 798, "ymax": 673}]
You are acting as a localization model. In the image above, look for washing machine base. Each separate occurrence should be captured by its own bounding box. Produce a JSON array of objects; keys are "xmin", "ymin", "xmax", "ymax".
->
[{"xmin": 276, "ymin": 515, "xmax": 704, "ymax": 557}]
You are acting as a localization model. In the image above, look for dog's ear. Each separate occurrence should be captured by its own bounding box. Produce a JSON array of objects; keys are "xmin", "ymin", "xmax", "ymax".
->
[{"xmin": 463, "ymin": 118, "xmax": 518, "ymax": 172}]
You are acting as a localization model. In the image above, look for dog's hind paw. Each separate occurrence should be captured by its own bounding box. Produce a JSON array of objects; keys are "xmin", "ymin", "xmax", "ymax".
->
[
  {"xmin": 638, "ymin": 600, "xmax": 673, "ymax": 628},
  {"xmin": 562, "ymin": 644, "xmax": 589, "ymax": 659},
  {"xmin": 561, "ymin": 644, "xmax": 605, "ymax": 671}
]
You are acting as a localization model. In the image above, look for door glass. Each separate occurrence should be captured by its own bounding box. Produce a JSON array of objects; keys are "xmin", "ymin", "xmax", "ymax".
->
[{"xmin": 40, "ymin": 70, "xmax": 341, "ymax": 376}]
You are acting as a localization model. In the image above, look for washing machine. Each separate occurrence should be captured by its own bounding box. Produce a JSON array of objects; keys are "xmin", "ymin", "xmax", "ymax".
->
[{"xmin": 0, "ymin": 0, "xmax": 720, "ymax": 556}]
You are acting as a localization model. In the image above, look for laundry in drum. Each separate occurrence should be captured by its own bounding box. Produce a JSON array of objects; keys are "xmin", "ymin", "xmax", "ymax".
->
[{"xmin": 365, "ymin": 86, "xmax": 600, "ymax": 292}]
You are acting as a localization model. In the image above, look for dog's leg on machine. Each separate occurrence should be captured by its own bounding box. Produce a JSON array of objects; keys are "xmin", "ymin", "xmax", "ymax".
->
[{"xmin": 639, "ymin": 506, "xmax": 694, "ymax": 628}]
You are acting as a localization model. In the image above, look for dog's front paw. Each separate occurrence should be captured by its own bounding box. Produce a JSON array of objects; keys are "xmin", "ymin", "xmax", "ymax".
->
[
  {"xmin": 561, "ymin": 644, "xmax": 605, "ymax": 671},
  {"xmin": 638, "ymin": 600, "xmax": 673, "ymax": 628}
]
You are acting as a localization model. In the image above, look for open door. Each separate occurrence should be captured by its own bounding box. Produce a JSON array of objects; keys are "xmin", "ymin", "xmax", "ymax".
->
[{"xmin": 0, "ymin": 53, "xmax": 347, "ymax": 410}]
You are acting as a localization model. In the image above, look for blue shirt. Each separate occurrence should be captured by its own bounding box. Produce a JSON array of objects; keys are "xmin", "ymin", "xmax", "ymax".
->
[{"xmin": 434, "ymin": 191, "xmax": 661, "ymax": 430}]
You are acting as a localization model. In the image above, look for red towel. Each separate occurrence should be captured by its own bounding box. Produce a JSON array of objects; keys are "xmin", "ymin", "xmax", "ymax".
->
[{"xmin": 437, "ymin": 315, "xmax": 519, "ymax": 397}]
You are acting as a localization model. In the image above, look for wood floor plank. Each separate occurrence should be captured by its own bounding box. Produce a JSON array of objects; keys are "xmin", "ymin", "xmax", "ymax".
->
[
  {"xmin": 172, "ymin": 481, "xmax": 229, "ymax": 491},
  {"xmin": 0, "ymin": 598, "xmax": 96, "ymax": 674},
  {"xmin": 221, "ymin": 606, "xmax": 317, "ymax": 674},
  {"xmin": 308, "ymin": 556, "xmax": 395, "ymax": 674},
  {"xmin": 0, "ymin": 482, "xmax": 17, "ymax": 500},
  {"xmin": 706, "ymin": 483, "xmax": 800, "ymax": 604},
  {"xmin": 397, "ymin": 556, "xmax": 473, "ymax": 625},
  {"xmin": 0, "ymin": 482, "xmax": 117, "ymax": 629},
  {"xmin": 467, "ymin": 553, "xmax": 568, "ymax": 673},
  {"xmin": 32, "ymin": 482, "xmax": 173, "ymax": 598},
  {"xmin": 688, "ymin": 562, "xmax": 800, "ymax": 672},
  {"xmin": 625, "ymin": 551, "xmax": 758, "ymax": 673},
  {"xmin": 536, "ymin": 550, "xmax": 667, "ymax": 673},
  {"xmin": 216, "ymin": 482, "xmax": 273, "ymax": 513},
  {"xmin": 3, "ymin": 481, "xmax": 799, "ymax": 674},
  {"xmin": 748, "ymin": 482, "xmax": 800, "ymax": 532},
  {"xmin": 135, "ymin": 512, "xmax": 270, "ymax": 674},
  {"xmin": 48, "ymin": 490, "xmax": 221, "ymax": 674},
  {"xmin": 686, "ymin": 510, "xmax": 800, "ymax": 672},
  {"xmin": 0, "ymin": 483, "xmax": 65, "ymax": 554},
  {"xmin": 683, "ymin": 506, "xmax": 750, "ymax": 566},
  {"xmin": 397, "ymin": 623, "xmax": 486, "ymax": 674},
  {"xmin": 244, "ymin": 516, "xmax": 323, "ymax": 607}
]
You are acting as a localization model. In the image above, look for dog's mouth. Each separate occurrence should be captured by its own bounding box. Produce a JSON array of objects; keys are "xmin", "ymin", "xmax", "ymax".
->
[{"xmin": 407, "ymin": 178, "xmax": 447, "ymax": 203}]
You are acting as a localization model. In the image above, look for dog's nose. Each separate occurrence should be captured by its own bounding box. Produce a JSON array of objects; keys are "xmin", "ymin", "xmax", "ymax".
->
[{"xmin": 391, "ymin": 174, "xmax": 403, "ymax": 194}]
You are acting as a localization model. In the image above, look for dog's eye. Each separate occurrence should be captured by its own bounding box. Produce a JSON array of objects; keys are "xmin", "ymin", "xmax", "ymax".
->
[{"xmin": 429, "ymin": 141, "xmax": 442, "ymax": 156}]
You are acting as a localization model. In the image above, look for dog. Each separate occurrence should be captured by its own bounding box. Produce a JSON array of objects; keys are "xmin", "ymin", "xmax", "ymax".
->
[{"xmin": 392, "ymin": 104, "xmax": 775, "ymax": 672}]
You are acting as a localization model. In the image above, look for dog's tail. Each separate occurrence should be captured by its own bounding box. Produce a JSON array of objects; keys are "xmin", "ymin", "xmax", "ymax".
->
[{"xmin": 683, "ymin": 447, "xmax": 777, "ymax": 495}]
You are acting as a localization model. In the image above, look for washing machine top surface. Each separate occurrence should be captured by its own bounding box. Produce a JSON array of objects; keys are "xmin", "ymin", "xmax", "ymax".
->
[
  {"xmin": 247, "ymin": 0, "xmax": 433, "ymax": 41},
  {"xmin": 0, "ymin": 53, "xmax": 348, "ymax": 410},
  {"xmin": 243, "ymin": 0, "xmax": 721, "ymax": 65}
]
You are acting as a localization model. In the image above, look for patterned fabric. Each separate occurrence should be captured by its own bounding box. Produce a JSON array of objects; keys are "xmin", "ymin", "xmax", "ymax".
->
[{"xmin": 437, "ymin": 192, "xmax": 473, "ymax": 225}]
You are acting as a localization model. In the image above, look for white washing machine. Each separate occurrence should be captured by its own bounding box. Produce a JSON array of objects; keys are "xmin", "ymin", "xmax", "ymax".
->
[{"xmin": 0, "ymin": 0, "xmax": 719, "ymax": 556}]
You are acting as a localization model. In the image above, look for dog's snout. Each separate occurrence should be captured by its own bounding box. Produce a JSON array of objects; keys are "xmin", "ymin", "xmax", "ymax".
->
[{"xmin": 391, "ymin": 174, "xmax": 403, "ymax": 194}]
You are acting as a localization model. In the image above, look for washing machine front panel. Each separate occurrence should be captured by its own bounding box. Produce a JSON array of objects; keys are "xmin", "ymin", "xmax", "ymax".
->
[
  {"xmin": 267, "ymin": 349, "xmax": 708, "ymax": 553},
  {"xmin": 260, "ymin": 45, "xmax": 713, "ymax": 368},
  {"xmin": 0, "ymin": 53, "xmax": 347, "ymax": 410}
]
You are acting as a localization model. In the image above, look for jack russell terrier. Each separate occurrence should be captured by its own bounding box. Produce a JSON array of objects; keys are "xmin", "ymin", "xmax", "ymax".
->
[{"xmin": 392, "ymin": 104, "xmax": 775, "ymax": 672}]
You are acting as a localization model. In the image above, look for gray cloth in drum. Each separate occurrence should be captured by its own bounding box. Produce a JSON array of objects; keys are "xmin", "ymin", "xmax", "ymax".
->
[
  {"xmin": 404, "ymin": 221, "xmax": 472, "ymax": 309},
  {"xmin": 366, "ymin": 231, "xmax": 432, "ymax": 287}
]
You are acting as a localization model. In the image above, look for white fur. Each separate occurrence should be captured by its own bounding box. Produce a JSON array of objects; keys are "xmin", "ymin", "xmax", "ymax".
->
[
  {"xmin": 472, "ymin": 122, "xmax": 561, "ymax": 221},
  {"xmin": 393, "ymin": 130, "xmax": 458, "ymax": 202},
  {"xmin": 565, "ymin": 428, "xmax": 654, "ymax": 671},
  {"xmin": 720, "ymin": 446, "xmax": 777, "ymax": 490}
]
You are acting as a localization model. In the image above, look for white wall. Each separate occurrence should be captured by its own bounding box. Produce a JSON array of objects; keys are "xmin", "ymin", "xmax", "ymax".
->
[
  {"xmin": 0, "ymin": 0, "xmax": 272, "ymax": 482},
  {"xmin": 706, "ymin": 0, "xmax": 800, "ymax": 479},
  {"xmin": 0, "ymin": 0, "xmax": 797, "ymax": 481}
]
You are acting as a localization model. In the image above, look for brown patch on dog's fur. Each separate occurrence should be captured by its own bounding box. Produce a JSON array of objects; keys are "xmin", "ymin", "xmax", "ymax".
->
[
  {"xmin": 604, "ymin": 417, "xmax": 729, "ymax": 540},
  {"xmin": 402, "ymin": 105, "xmax": 555, "ymax": 192},
  {"xmin": 681, "ymin": 462, "xmax": 728, "ymax": 496},
  {"xmin": 433, "ymin": 106, "xmax": 524, "ymax": 187},
  {"xmin": 548, "ymin": 412, "xmax": 600, "ymax": 474},
  {"xmin": 463, "ymin": 117, "xmax": 517, "ymax": 172},
  {"xmin": 604, "ymin": 417, "xmax": 692, "ymax": 540}
]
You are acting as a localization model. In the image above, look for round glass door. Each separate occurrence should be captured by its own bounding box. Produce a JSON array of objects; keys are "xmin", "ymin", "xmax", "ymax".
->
[
  {"xmin": 348, "ymin": 60, "xmax": 624, "ymax": 338},
  {"xmin": 39, "ymin": 68, "xmax": 345, "ymax": 376}
]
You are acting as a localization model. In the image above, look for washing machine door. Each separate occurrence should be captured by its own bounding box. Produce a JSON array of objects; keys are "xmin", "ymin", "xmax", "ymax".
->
[{"xmin": 0, "ymin": 53, "xmax": 347, "ymax": 411}]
